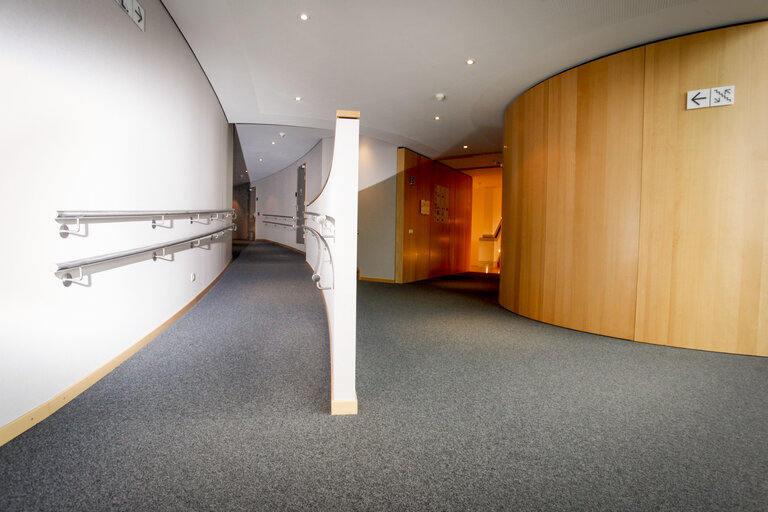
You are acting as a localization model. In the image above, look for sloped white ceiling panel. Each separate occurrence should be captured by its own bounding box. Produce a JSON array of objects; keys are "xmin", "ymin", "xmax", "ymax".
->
[{"xmin": 164, "ymin": 0, "xmax": 768, "ymax": 157}]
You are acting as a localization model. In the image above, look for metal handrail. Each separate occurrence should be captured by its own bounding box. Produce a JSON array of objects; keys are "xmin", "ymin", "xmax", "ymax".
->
[
  {"xmin": 54, "ymin": 224, "xmax": 235, "ymax": 285},
  {"xmin": 304, "ymin": 211, "xmax": 336, "ymax": 230},
  {"xmin": 262, "ymin": 220, "xmax": 295, "ymax": 228},
  {"xmin": 261, "ymin": 214, "xmax": 295, "ymax": 219},
  {"xmin": 479, "ymin": 218, "xmax": 502, "ymax": 241},
  {"xmin": 259, "ymin": 216, "xmax": 335, "ymax": 290},
  {"xmin": 299, "ymin": 225, "xmax": 334, "ymax": 290},
  {"xmin": 56, "ymin": 209, "xmax": 235, "ymax": 237},
  {"xmin": 56, "ymin": 209, "xmax": 235, "ymax": 222},
  {"xmin": 305, "ymin": 211, "xmax": 335, "ymax": 222}
]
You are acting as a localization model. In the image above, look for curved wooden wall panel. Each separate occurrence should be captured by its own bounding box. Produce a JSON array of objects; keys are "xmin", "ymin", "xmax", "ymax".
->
[
  {"xmin": 501, "ymin": 21, "xmax": 768, "ymax": 356},
  {"xmin": 636, "ymin": 23, "xmax": 768, "ymax": 356},
  {"xmin": 500, "ymin": 48, "xmax": 645, "ymax": 340},
  {"xmin": 500, "ymin": 82, "xmax": 549, "ymax": 317}
]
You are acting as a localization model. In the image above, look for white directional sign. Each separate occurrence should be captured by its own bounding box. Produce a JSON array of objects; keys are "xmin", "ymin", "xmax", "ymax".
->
[
  {"xmin": 687, "ymin": 86, "xmax": 735, "ymax": 110},
  {"xmin": 710, "ymin": 85, "xmax": 735, "ymax": 107},
  {"xmin": 687, "ymin": 89, "xmax": 710, "ymax": 109},
  {"xmin": 115, "ymin": 0, "xmax": 131, "ymax": 15},
  {"xmin": 113, "ymin": 0, "xmax": 145, "ymax": 32}
]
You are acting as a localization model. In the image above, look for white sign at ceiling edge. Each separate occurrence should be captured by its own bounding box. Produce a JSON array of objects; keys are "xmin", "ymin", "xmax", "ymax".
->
[{"xmin": 114, "ymin": 0, "xmax": 145, "ymax": 32}]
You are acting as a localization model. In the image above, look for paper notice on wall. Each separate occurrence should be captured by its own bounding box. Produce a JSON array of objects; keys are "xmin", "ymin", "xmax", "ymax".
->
[{"xmin": 433, "ymin": 185, "xmax": 449, "ymax": 223}]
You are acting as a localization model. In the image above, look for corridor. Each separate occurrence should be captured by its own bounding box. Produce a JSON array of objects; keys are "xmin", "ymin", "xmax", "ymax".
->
[{"xmin": 1, "ymin": 242, "xmax": 767, "ymax": 510}]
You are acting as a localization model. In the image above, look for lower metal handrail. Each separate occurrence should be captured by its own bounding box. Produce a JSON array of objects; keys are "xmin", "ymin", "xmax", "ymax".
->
[
  {"xmin": 260, "ymin": 217, "xmax": 335, "ymax": 290},
  {"xmin": 54, "ymin": 224, "xmax": 235, "ymax": 285},
  {"xmin": 299, "ymin": 225, "xmax": 334, "ymax": 290}
]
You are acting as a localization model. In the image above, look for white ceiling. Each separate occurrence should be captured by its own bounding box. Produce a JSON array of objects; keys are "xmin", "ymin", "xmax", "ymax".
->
[
  {"xmin": 235, "ymin": 124, "xmax": 332, "ymax": 183},
  {"xmin": 164, "ymin": 0, "xmax": 767, "ymax": 174}
]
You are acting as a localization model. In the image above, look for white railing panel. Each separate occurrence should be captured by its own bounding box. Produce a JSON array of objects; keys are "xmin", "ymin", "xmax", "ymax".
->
[{"xmin": 305, "ymin": 111, "xmax": 359, "ymax": 414}]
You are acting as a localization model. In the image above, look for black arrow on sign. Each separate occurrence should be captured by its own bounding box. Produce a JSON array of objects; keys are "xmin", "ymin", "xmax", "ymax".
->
[
  {"xmin": 135, "ymin": 6, "xmax": 143, "ymax": 23},
  {"xmin": 690, "ymin": 91, "xmax": 707, "ymax": 106}
]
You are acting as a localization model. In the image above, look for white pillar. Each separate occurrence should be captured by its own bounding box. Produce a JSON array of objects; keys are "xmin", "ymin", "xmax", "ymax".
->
[{"xmin": 304, "ymin": 111, "xmax": 359, "ymax": 414}]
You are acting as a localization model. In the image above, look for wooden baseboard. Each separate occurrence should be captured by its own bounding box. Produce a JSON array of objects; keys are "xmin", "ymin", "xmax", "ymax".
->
[
  {"xmin": 358, "ymin": 276, "xmax": 395, "ymax": 283},
  {"xmin": 0, "ymin": 259, "xmax": 232, "ymax": 448},
  {"xmin": 331, "ymin": 394, "xmax": 358, "ymax": 415}
]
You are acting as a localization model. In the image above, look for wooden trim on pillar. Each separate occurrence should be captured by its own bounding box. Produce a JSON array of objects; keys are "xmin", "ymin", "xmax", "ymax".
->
[
  {"xmin": 331, "ymin": 394, "xmax": 359, "ymax": 415},
  {"xmin": 336, "ymin": 110, "xmax": 360, "ymax": 119}
]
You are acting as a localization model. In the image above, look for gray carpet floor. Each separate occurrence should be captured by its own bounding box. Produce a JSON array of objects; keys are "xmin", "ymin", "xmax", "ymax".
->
[{"xmin": 1, "ymin": 241, "xmax": 767, "ymax": 511}]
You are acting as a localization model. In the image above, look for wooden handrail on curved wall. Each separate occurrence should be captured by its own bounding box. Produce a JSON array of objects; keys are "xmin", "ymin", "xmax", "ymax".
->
[{"xmin": 500, "ymin": 21, "xmax": 768, "ymax": 357}]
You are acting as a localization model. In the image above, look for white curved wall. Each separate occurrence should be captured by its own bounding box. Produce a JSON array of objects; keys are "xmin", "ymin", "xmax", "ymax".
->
[
  {"xmin": 305, "ymin": 114, "xmax": 360, "ymax": 413},
  {"xmin": 254, "ymin": 140, "xmax": 324, "ymax": 252},
  {"xmin": 254, "ymin": 135, "xmax": 398, "ymax": 280},
  {"xmin": 357, "ymin": 137, "xmax": 398, "ymax": 281},
  {"xmin": 0, "ymin": 0, "xmax": 231, "ymax": 430}
]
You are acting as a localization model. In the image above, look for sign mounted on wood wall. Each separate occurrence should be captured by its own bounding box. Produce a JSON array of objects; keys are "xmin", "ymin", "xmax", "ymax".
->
[
  {"xmin": 686, "ymin": 86, "xmax": 734, "ymax": 110},
  {"xmin": 433, "ymin": 185, "xmax": 449, "ymax": 223},
  {"xmin": 686, "ymin": 89, "xmax": 709, "ymax": 109},
  {"xmin": 114, "ymin": 0, "xmax": 145, "ymax": 32},
  {"xmin": 710, "ymin": 86, "xmax": 735, "ymax": 106}
]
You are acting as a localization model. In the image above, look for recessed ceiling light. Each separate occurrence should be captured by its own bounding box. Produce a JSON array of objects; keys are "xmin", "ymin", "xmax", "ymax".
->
[
  {"xmin": 434, "ymin": 115, "xmax": 440, "ymax": 120},
  {"xmin": 271, "ymin": 141, "xmax": 276, "ymax": 145},
  {"xmin": 463, "ymin": 145, "xmax": 469, "ymax": 149},
  {"xmin": 245, "ymin": 169, "xmax": 248, "ymax": 173},
  {"xmin": 279, "ymin": 132, "xmax": 286, "ymax": 138},
  {"xmin": 299, "ymin": 13, "xmax": 309, "ymax": 21},
  {"xmin": 435, "ymin": 93, "xmax": 446, "ymax": 101},
  {"xmin": 466, "ymin": 58, "xmax": 475, "ymax": 65},
  {"xmin": 259, "ymin": 158, "xmax": 263, "ymax": 162},
  {"xmin": 295, "ymin": 96, "xmax": 302, "ymax": 101}
]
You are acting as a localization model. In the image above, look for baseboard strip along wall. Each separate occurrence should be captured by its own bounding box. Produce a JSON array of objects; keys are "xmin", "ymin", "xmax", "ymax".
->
[{"xmin": 0, "ymin": 260, "xmax": 232, "ymax": 447}]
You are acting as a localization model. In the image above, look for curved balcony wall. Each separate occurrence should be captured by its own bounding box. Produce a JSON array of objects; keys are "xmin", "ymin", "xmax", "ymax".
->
[{"xmin": 500, "ymin": 21, "xmax": 768, "ymax": 356}]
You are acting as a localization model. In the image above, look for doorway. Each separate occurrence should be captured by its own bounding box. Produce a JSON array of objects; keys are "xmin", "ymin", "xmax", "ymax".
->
[
  {"xmin": 296, "ymin": 164, "xmax": 306, "ymax": 244},
  {"xmin": 433, "ymin": 152, "xmax": 503, "ymax": 275},
  {"xmin": 465, "ymin": 168, "xmax": 502, "ymax": 273}
]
